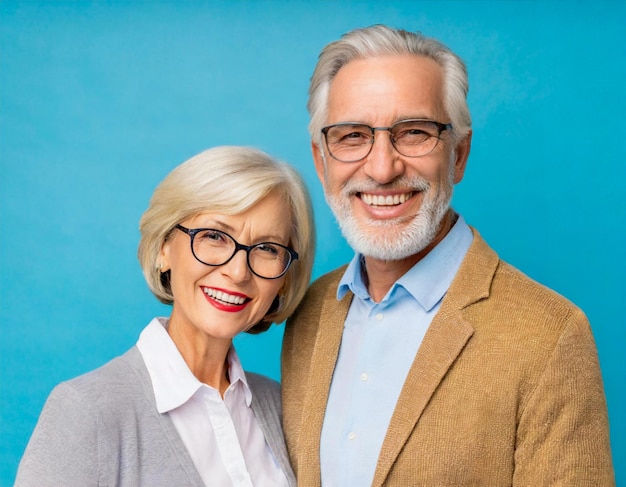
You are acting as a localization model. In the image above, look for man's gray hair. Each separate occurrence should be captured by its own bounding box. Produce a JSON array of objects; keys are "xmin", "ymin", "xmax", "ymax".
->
[{"xmin": 308, "ymin": 25, "xmax": 472, "ymax": 145}]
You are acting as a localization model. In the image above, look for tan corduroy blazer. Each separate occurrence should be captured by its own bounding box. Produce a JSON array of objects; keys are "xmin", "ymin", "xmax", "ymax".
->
[{"xmin": 282, "ymin": 229, "xmax": 614, "ymax": 486}]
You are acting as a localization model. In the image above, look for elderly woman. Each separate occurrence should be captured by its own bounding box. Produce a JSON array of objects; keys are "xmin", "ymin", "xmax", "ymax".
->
[{"xmin": 16, "ymin": 146, "xmax": 314, "ymax": 486}]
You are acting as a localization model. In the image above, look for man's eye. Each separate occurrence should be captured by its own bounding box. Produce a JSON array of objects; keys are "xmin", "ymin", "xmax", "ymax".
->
[
  {"xmin": 395, "ymin": 127, "xmax": 432, "ymax": 142},
  {"xmin": 337, "ymin": 131, "xmax": 369, "ymax": 144}
]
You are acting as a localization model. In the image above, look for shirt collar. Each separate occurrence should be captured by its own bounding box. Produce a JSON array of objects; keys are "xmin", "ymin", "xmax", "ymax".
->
[
  {"xmin": 225, "ymin": 340, "xmax": 252, "ymax": 405},
  {"xmin": 137, "ymin": 317, "xmax": 252, "ymax": 413},
  {"xmin": 337, "ymin": 214, "xmax": 473, "ymax": 311}
]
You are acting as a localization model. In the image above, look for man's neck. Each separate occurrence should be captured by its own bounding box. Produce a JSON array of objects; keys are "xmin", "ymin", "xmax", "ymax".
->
[{"xmin": 363, "ymin": 210, "xmax": 457, "ymax": 303}]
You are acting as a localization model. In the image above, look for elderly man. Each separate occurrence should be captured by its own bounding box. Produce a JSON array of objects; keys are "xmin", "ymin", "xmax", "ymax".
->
[{"xmin": 281, "ymin": 25, "xmax": 614, "ymax": 486}]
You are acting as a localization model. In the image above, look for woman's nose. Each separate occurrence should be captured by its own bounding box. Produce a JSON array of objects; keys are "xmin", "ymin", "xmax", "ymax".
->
[{"xmin": 221, "ymin": 248, "xmax": 252, "ymax": 282}]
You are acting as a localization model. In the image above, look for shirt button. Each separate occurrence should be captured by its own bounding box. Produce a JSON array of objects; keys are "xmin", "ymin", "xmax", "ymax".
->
[
  {"xmin": 360, "ymin": 373, "xmax": 368, "ymax": 381},
  {"xmin": 348, "ymin": 432, "xmax": 356, "ymax": 440},
  {"xmin": 375, "ymin": 313, "xmax": 383, "ymax": 321}
]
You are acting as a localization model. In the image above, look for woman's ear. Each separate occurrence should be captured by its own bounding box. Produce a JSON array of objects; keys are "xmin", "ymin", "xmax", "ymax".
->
[{"xmin": 159, "ymin": 239, "xmax": 172, "ymax": 273}]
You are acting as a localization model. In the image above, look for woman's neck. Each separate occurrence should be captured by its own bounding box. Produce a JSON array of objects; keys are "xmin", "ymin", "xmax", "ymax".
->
[{"xmin": 167, "ymin": 318, "xmax": 232, "ymax": 397}]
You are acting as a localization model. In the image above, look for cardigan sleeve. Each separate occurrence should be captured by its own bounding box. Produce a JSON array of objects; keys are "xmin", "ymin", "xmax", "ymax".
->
[
  {"xmin": 513, "ymin": 308, "xmax": 615, "ymax": 486},
  {"xmin": 15, "ymin": 382, "xmax": 100, "ymax": 487},
  {"xmin": 247, "ymin": 372, "xmax": 297, "ymax": 487}
]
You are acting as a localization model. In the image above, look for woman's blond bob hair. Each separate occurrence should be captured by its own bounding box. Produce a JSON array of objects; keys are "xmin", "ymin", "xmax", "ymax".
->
[{"xmin": 138, "ymin": 146, "xmax": 315, "ymax": 333}]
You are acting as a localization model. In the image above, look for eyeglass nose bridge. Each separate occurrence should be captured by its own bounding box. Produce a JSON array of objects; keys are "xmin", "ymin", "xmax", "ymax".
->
[
  {"xmin": 367, "ymin": 125, "xmax": 400, "ymax": 153},
  {"xmin": 215, "ymin": 239, "xmax": 256, "ymax": 270},
  {"xmin": 372, "ymin": 125, "xmax": 394, "ymax": 134}
]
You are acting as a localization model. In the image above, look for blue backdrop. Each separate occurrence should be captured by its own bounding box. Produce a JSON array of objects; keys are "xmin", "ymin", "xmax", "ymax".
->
[{"xmin": 1, "ymin": 1, "xmax": 624, "ymax": 484}]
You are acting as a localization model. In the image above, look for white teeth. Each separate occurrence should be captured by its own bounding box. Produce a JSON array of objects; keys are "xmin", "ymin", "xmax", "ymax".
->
[
  {"xmin": 203, "ymin": 288, "xmax": 246, "ymax": 305},
  {"xmin": 361, "ymin": 192, "xmax": 412, "ymax": 206}
]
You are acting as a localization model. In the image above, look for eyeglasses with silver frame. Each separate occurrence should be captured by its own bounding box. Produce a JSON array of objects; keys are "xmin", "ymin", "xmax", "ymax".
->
[{"xmin": 321, "ymin": 118, "xmax": 453, "ymax": 162}]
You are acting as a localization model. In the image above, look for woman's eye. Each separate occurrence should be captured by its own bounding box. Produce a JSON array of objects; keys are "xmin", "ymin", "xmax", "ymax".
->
[
  {"xmin": 200, "ymin": 230, "xmax": 226, "ymax": 243},
  {"xmin": 256, "ymin": 243, "xmax": 279, "ymax": 255}
]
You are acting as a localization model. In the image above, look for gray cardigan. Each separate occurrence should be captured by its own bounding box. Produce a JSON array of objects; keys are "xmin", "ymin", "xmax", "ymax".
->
[{"xmin": 15, "ymin": 347, "xmax": 296, "ymax": 486}]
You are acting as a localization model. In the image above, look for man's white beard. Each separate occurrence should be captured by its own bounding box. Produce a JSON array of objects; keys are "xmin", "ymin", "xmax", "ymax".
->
[{"xmin": 326, "ymin": 173, "xmax": 453, "ymax": 261}]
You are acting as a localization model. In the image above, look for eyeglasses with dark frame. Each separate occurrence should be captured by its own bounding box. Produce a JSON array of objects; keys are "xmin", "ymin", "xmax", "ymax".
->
[
  {"xmin": 321, "ymin": 118, "xmax": 453, "ymax": 162},
  {"xmin": 175, "ymin": 224, "xmax": 298, "ymax": 280}
]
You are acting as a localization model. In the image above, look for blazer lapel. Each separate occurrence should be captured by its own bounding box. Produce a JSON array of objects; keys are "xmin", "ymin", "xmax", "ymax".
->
[
  {"xmin": 297, "ymin": 282, "xmax": 352, "ymax": 485},
  {"xmin": 372, "ymin": 308, "xmax": 474, "ymax": 486},
  {"xmin": 372, "ymin": 229, "xmax": 498, "ymax": 486}
]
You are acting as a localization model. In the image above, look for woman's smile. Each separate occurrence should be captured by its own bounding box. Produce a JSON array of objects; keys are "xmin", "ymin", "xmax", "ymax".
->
[{"xmin": 202, "ymin": 286, "xmax": 250, "ymax": 312}]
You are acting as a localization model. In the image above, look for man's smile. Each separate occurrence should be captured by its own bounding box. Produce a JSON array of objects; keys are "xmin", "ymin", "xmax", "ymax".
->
[{"xmin": 358, "ymin": 191, "xmax": 416, "ymax": 207}]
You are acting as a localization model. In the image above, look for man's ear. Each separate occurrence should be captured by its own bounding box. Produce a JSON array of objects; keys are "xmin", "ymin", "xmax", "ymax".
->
[
  {"xmin": 311, "ymin": 140, "xmax": 327, "ymax": 189},
  {"xmin": 453, "ymin": 130, "xmax": 472, "ymax": 184}
]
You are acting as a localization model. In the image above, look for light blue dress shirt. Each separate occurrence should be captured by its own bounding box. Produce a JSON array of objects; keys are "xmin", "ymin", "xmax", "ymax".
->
[{"xmin": 320, "ymin": 215, "xmax": 473, "ymax": 487}]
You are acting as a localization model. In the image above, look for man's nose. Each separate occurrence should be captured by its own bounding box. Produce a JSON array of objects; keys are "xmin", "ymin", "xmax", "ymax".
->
[{"xmin": 362, "ymin": 130, "xmax": 405, "ymax": 184}]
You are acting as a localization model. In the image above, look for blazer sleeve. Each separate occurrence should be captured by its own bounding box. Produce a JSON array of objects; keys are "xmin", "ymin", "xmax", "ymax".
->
[
  {"xmin": 15, "ymin": 382, "xmax": 100, "ymax": 487},
  {"xmin": 513, "ymin": 308, "xmax": 615, "ymax": 486}
]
